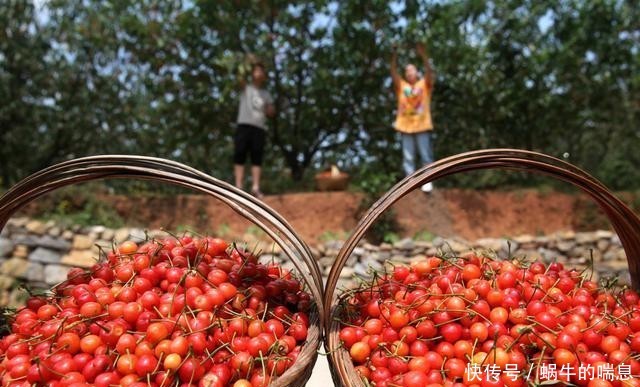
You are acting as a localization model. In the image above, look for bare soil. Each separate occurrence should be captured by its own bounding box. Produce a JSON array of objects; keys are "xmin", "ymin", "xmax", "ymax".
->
[
  {"xmin": 93, "ymin": 189, "xmax": 618, "ymax": 244},
  {"xmin": 393, "ymin": 189, "xmax": 578, "ymax": 240}
]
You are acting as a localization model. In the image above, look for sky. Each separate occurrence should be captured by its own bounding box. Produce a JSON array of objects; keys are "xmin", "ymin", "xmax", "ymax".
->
[{"xmin": 33, "ymin": 0, "xmax": 50, "ymax": 24}]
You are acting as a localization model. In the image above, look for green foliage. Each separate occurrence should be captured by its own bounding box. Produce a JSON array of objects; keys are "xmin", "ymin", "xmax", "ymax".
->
[
  {"xmin": 0, "ymin": 0, "xmax": 638, "ymax": 192},
  {"xmin": 0, "ymin": 306, "xmax": 16, "ymax": 336},
  {"xmin": 174, "ymin": 225, "xmax": 194, "ymax": 234},
  {"xmin": 245, "ymin": 225, "xmax": 266, "ymax": 238},
  {"xmin": 414, "ymin": 230, "xmax": 436, "ymax": 242},
  {"xmin": 319, "ymin": 230, "xmax": 349, "ymax": 242},
  {"xmin": 600, "ymin": 154, "xmax": 640, "ymax": 191},
  {"xmin": 355, "ymin": 165, "xmax": 401, "ymax": 244},
  {"xmin": 215, "ymin": 223, "xmax": 231, "ymax": 238},
  {"xmin": 383, "ymin": 232, "xmax": 400, "ymax": 244},
  {"xmin": 37, "ymin": 186, "xmax": 124, "ymax": 228}
]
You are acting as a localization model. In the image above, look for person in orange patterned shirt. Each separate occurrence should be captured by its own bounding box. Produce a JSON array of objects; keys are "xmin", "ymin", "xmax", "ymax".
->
[{"xmin": 391, "ymin": 42, "xmax": 435, "ymax": 193}]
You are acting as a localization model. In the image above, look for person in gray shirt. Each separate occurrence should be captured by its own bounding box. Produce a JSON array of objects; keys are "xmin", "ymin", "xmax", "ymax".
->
[{"xmin": 234, "ymin": 62, "xmax": 275, "ymax": 198}]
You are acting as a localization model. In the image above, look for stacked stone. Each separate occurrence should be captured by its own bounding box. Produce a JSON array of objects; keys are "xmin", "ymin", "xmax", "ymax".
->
[
  {"xmin": 0, "ymin": 219, "xmax": 158, "ymax": 306},
  {"xmin": 0, "ymin": 217, "xmax": 632, "ymax": 307},
  {"xmin": 313, "ymin": 230, "xmax": 628, "ymax": 286}
]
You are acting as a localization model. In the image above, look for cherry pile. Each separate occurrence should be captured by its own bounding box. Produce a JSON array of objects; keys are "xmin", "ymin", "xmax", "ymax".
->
[
  {"xmin": 338, "ymin": 254, "xmax": 640, "ymax": 387},
  {"xmin": 0, "ymin": 236, "xmax": 312, "ymax": 387}
]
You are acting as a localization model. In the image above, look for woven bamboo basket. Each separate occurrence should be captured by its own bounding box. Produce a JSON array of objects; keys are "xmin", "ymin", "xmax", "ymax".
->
[
  {"xmin": 0, "ymin": 155, "xmax": 324, "ymax": 387},
  {"xmin": 323, "ymin": 148, "xmax": 640, "ymax": 387},
  {"xmin": 315, "ymin": 166, "xmax": 350, "ymax": 191}
]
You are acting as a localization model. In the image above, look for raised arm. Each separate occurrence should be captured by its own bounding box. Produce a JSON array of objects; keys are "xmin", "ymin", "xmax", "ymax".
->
[
  {"xmin": 416, "ymin": 42, "xmax": 435, "ymax": 90},
  {"xmin": 237, "ymin": 66, "xmax": 247, "ymax": 90},
  {"xmin": 390, "ymin": 45, "xmax": 401, "ymax": 91},
  {"xmin": 238, "ymin": 53, "xmax": 257, "ymax": 90}
]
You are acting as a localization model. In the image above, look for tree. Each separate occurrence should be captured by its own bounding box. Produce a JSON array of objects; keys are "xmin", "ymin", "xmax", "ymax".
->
[
  {"xmin": 0, "ymin": 1, "xmax": 57, "ymax": 186},
  {"xmin": 0, "ymin": 0, "xmax": 638, "ymax": 191}
]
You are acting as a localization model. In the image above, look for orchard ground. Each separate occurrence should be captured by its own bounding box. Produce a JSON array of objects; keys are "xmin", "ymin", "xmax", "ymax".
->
[{"xmin": 20, "ymin": 188, "xmax": 636, "ymax": 244}]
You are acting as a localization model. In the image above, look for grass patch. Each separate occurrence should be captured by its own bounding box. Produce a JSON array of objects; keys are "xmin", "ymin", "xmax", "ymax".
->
[
  {"xmin": 413, "ymin": 230, "xmax": 436, "ymax": 242},
  {"xmin": 319, "ymin": 230, "xmax": 349, "ymax": 242},
  {"xmin": 38, "ymin": 186, "xmax": 124, "ymax": 229}
]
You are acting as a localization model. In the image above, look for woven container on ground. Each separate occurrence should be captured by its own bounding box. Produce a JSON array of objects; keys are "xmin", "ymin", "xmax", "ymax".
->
[{"xmin": 315, "ymin": 173, "xmax": 350, "ymax": 191}]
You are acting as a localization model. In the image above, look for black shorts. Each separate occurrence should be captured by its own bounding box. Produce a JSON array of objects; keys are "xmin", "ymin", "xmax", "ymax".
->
[{"xmin": 234, "ymin": 124, "xmax": 266, "ymax": 166}]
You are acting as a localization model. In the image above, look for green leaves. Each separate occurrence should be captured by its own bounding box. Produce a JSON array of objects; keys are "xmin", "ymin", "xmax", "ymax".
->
[{"xmin": 0, "ymin": 0, "xmax": 638, "ymax": 191}]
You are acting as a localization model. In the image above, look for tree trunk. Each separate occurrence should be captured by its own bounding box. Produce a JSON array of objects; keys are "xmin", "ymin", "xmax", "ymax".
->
[
  {"xmin": 290, "ymin": 164, "xmax": 304, "ymax": 181},
  {"xmin": 281, "ymin": 150, "xmax": 304, "ymax": 181}
]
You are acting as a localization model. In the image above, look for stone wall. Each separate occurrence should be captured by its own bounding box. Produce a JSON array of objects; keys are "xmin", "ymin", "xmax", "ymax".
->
[
  {"xmin": 0, "ymin": 218, "xmax": 630, "ymax": 307},
  {"xmin": 0, "ymin": 218, "xmax": 164, "ymax": 306},
  {"xmin": 316, "ymin": 231, "xmax": 629, "ymax": 287}
]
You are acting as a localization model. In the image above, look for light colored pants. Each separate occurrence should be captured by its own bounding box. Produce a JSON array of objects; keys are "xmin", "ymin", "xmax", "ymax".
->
[{"xmin": 402, "ymin": 131, "xmax": 434, "ymax": 176}]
